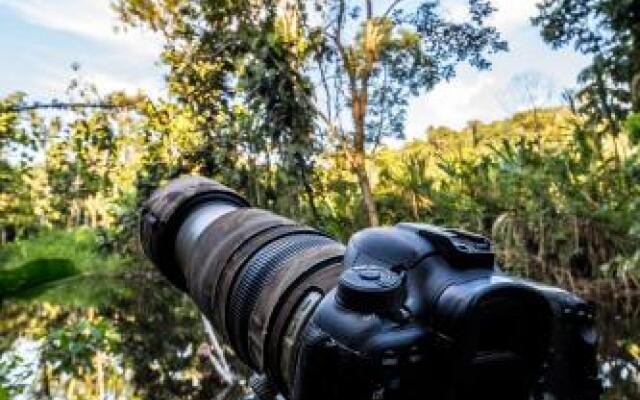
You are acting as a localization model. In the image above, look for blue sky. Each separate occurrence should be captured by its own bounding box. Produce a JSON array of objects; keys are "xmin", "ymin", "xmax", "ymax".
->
[
  {"xmin": 0, "ymin": 0, "xmax": 590, "ymax": 137},
  {"xmin": 0, "ymin": 1, "xmax": 165, "ymax": 98}
]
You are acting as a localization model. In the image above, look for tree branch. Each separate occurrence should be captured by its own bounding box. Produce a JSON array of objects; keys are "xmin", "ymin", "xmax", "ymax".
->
[
  {"xmin": 0, "ymin": 102, "xmax": 139, "ymax": 114},
  {"xmin": 383, "ymin": 0, "xmax": 402, "ymax": 18},
  {"xmin": 335, "ymin": 0, "xmax": 346, "ymax": 55},
  {"xmin": 317, "ymin": 57, "xmax": 334, "ymax": 123}
]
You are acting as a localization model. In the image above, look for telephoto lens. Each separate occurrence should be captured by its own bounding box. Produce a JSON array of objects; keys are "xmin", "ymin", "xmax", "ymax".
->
[
  {"xmin": 140, "ymin": 176, "xmax": 601, "ymax": 400},
  {"xmin": 139, "ymin": 176, "xmax": 346, "ymax": 395}
]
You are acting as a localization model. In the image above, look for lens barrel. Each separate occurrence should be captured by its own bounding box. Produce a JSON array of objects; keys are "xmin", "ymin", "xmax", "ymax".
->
[{"xmin": 140, "ymin": 176, "xmax": 345, "ymax": 391}]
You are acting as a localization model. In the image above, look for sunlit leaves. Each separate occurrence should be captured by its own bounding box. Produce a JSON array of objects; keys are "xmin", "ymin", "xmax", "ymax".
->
[
  {"xmin": 626, "ymin": 113, "xmax": 640, "ymax": 145},
  {"xmin": 371, "ymin": 107, "xmax": 640, "ymax": 280},
  {"xmin": 43, "ymin": 315, "xmax": 120, "ymax": 376}
]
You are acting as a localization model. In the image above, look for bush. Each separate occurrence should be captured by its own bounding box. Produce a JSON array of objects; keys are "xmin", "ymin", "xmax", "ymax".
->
[
  {"xmin": 626, "ymin": 113, "xmax": 640, "ymax": 145},
  {"xmin": 0, "ymin": 228, "xmax": 131, "ymax": 297}
]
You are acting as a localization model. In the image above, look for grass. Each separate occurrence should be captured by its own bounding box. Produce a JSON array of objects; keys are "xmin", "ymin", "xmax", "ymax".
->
[
  {"xmin": 0, "ymin": 258, "xmax": 77, "ymax": 297},
  {"xmin": 0, "ymin": 228, "xmax": 131, "ymax": 298}
]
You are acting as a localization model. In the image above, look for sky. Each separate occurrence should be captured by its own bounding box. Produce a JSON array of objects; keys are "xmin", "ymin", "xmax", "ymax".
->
[{"xmin": 0, "ymin": 0, "xmax": 590, "ymax": 138}]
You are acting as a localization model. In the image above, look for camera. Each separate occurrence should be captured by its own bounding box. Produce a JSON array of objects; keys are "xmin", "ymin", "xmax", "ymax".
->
[{"xmin": 140, "ymin": 176, "xmax": 601, "ymax": 400}]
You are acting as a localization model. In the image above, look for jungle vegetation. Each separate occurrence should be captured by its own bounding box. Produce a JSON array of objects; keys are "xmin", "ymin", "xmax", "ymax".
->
[
  {"xmin": 1, "ymin": 0, "xmax": 639, "ymax": 292},
  {"xmin": 1, "ymin": 1, "xmax": 640, "ymax": 399}
]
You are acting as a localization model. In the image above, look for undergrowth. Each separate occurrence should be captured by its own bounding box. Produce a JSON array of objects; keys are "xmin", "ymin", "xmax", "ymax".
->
[{"xmin": 0, "ymin": 228, "xmax": 131, "ymax": 297}]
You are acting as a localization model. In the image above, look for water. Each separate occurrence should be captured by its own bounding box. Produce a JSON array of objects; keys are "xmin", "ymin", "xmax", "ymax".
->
[{"xmin": 1, "ymin": 270, "xmax": 638, "ymax": 399}]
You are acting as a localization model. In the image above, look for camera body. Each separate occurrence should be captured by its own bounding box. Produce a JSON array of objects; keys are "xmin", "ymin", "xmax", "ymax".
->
[
  {"xmin": 294, "ymin": 223, "xmax": 601, "ymax": 400},
  {"xmin": 139, "ymin": 176, "xmax": 601, "ymax": 400}
]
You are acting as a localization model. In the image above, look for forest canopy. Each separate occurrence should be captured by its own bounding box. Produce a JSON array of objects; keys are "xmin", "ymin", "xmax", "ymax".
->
[{"xmin": 1, "ymin": 0, "xmax": 639, "ymax": 287}]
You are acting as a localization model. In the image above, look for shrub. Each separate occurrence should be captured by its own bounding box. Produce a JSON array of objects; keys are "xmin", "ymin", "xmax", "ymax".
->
[{"xmin": 0, "ymin": 229, "xmax": 131, "ymax": 297}]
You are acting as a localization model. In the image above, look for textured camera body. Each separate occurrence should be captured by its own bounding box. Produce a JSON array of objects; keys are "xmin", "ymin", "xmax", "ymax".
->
[{"xmin": 293, "ymin": 223, "xmax": 601, "ymax": 400}]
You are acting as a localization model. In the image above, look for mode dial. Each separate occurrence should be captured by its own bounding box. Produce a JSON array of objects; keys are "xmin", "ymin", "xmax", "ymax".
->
[{"xmin": 336, "ymin": 265, "xmax": 405, "ymax": 314}]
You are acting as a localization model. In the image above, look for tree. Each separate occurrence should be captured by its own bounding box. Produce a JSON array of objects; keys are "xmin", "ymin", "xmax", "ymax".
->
[
  {"xmin": 311, "ymin": 0, "xmax": 507, "ymax": 225},
  {"xmin": 532, "ymin": 0, "xmax": 640, "ymax": 128},
  {"xmin": 112, "ymin": 1, "xmax": 322, "ymax": 222},
  {"xmin": 113, "ymin": 0, "xmax": 507, "ymax": 226},
  {"xmin": 378, "ymin": 150, "xmax": 433, "ymax": 220},
  {"xmin": 0, "ymin": 93, "xmax": 41, "ymax": 239},
  {"xmin": 501, "ymin": 72, "xmax": 556, "ymax": 145}
]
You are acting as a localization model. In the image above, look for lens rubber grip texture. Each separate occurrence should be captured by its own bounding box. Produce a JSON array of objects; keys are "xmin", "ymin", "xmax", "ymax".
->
[
  {"xmin": 248, "ymin": 243, "xmax": 345, "ymax": 375},
  {"xmin": 183, "ymin": 208, "xmax": 294, "ymax": 319},
  {"xmin": 227, "ymin": 233, "xmax": 336, "ymax": 364},
  {"xmin": 214, "ymin": 225, "xmax": 326, "ymax": 348}
]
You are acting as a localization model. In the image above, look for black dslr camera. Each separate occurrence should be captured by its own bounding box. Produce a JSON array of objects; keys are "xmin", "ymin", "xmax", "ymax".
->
[{"xmin": 140, "ymin": 176, "xmax": 601, "ymax": 400}]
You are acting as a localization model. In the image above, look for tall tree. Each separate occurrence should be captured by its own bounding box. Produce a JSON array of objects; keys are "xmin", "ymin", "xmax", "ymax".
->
[
  {"xmin": 113, "ymin": 0, "xmax": 506, "ymax": 226},
  {"xmin": 113, "ymin": 0, "xmax": 324, "ymax": 221},
  {"xmin": 0, "ymin": 93, "xmax": 41, "ymax": 238},
  {"xmin": 312, "ymin": 0, "xmax": 506, "ymax": 225},
  {"xmin": 533, "ymin": 0, "xmax": 640, "ymax": 129}
]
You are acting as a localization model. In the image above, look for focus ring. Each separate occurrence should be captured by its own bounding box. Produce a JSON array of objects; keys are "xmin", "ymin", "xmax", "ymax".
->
[
  {"xmin": 214, "ymin": 224, "xmax": 324, "ymax": 347},
  {"xmin": 246, "ymin": 242, "xmax": 345, "ymax": 374},
  {"xmin": 184, "ymin": 208, "xmax": 294, "ymax": 318},
  {"xmin": 274, "ymin": 263, "xmax": 344, "ymax": 393},
  {"xmin": 227, "ymin": 233, "xmax": 335, "ymax": 365}
]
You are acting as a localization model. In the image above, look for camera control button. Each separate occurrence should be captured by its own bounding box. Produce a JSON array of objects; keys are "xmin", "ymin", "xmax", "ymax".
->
[
  {"xmin": 337, "ymin": 265, "xmax": 406, "ymax": 314},
  {"xmin": 358, "ymin": 268, "xmax": 382, "ymax": 281}
]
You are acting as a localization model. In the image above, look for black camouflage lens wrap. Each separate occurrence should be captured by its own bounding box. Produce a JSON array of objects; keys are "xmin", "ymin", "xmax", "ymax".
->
[{"xmin": 139, "ymin": 176, "xmax": 250, "ymax": 291}]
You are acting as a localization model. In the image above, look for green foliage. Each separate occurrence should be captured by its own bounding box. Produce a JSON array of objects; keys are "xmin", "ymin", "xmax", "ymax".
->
[
  {"xmin": 0, "ymin": 258, "xmax": 77, "ymax": 298},
  {"xmin": 372, "ymin": 107, "xmax": 640, "ymax": 281},
  {"xmin": 43, "ymin": 318, "xmax": 120, "ymax": 376},
  {"xmin": 0, "ymin": 4, "xmax": 639, "ymax": 399},
  {"xmin": 626, "ymin": 113, "xmax": 640, "ymax": 144},
  {"xmin": 2, "ymin": 91, "xmax": 637, "ymax": 285},
  {"xmin": 0, "ymin": 274, "xmax": 238, "ymax": 399},
  {"xmin": 112, "ymin": 0, "xmax": 508, "ymax": 226},
  {"xmin": 0, "ymin": 5, "xmax": 638, "ymax": 400},
  {"xmin": 0, "ymin": 0, "xmax": 634, "ymax": 303},
  {"xmin": 0, "ymin": 228, "xmax": 127, "ymax": 272},
  {"xmin": 0, "ymin": 229, "xmax": 130, "ymax": 298},
  {"xmin": 0, "ymin": 92, "xmax": 35, "ymax": 153},
  {"xmin": 533, "ymin": 0, "xmax": 640, "ymax": 130}
]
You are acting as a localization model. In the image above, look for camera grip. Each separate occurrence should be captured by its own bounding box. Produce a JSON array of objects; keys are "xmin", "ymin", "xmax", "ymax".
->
[{"xmin": 292, "ymin": 321, "xmax": 372, "ymax": 400}]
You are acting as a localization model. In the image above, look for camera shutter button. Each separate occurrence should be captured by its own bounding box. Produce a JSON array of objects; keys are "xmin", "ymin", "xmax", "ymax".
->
[
  {"xmin": 336, "ymin": 265, "xmax": 405, "ymax": 314},
  {"xmin": 358, "ymin": 268, "xmax": 381, "ymax": 280}
]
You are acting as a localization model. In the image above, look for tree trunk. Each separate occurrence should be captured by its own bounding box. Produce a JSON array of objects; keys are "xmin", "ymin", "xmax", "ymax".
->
[
  {"xmin": 96, "ymin": 351, "xmax": 105, "ymax": 400},
  {"xmin": 295, "ymin": 154, "xmax": 322, "ymax": 224},
  {"xmin": 350, "ymin": 86, "xmax": 379, "ymax": 226},
  {"xmin": 538, "ymin": 212, "xmax": 546, "ymax": 277},
  {"xmin": 351, "ymin": 123, "xmax": 379, "ymax": 226},
  {"xmin": 42, "ymin": 361, "xmax": 51, "ymax": 397},
  {"xmin": 410, "ymin": 191, "xmax": 419, "ymax": 220},
  {"xmin": 353, "ymin": 153, "xmax": 378, "ymax": 226},
  {"xmin": 632, "ymin": 71, "xmax": 640, "ymax": 112},
  {"xmin": 248, "ymin": 155, "xmax": 261, "ymax": 207}
]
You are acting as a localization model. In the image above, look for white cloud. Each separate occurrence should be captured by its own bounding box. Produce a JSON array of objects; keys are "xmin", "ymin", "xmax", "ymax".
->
[
  {"xmin": 490, "ymin": 0, "xmax": 539, "ymax": 32},
  {"xmin": 435, "ymin": 0, "xmax": 538, "ymax": 32},
  {"xmin": 0, "ymin": 0, "xmax": 163, "ymax": 58},
  {"xmin": 402, "ymin": 0, "xmax": 590, "ymax": 137},
  {"xmin": 405, "ymin": 71, "xmax": 507, "ymax": 135},
  {"xmin": 0, "ymin": 0, "xmax": 166, "ymax": 98},
  {"xmin": 1, "ymin": 0, "xmax": 588, "ymax": 134},
  {"xmin": 90, "ymin": 71, "xmax": 164, "ymax": 97}
]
